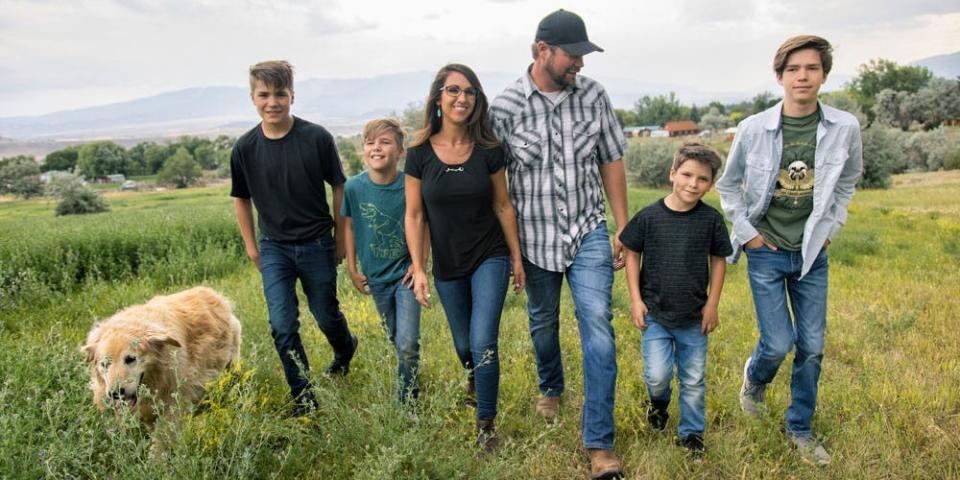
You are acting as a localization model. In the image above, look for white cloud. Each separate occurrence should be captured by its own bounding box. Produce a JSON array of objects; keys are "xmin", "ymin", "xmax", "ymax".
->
[{"xmin": 0, "ymin": 0, "xmax": 957, "ymax": 115}]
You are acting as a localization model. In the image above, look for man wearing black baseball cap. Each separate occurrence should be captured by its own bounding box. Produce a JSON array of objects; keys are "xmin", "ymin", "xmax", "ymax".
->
[{"xmin": 490, "ymin": 9, "xmax": 628, "ymax": 480}]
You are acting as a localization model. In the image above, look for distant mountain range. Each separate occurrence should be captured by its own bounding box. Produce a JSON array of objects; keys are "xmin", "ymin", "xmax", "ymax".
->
[
  {"xmin": 912, "ymin": 51, "xmax": 960, "ymax": 79},
  {"xmin": 1, "ymin": 52, "xmax": 956, "ymax": 142},
  {"xmin": 0, "ymin": 72, "xmax": 739, "ymax": 141}
]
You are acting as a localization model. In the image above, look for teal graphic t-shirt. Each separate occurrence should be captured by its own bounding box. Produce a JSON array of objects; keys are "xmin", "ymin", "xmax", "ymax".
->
[
  {"xmin": 756, "ymin": 109, "xmax": 819, "ymax": 251},
  {"xmin": 341, "ymin": 171, "xmax": 410, "ymax": 284}
]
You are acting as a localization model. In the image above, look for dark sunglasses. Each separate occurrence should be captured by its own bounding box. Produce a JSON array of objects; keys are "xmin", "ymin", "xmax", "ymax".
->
[{"xmin": 440, "ymin": 85, "xmax": 479, "ymax": 98}]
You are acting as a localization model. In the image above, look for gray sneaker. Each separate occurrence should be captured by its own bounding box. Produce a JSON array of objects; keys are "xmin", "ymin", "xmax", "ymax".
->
[
  {"xmin": 788, "ymin": 434, "xmax": 831, "ymax": 466},
  {"xmin": 739, "ymin": 357, "xmax": 767, "ymax": 416}
]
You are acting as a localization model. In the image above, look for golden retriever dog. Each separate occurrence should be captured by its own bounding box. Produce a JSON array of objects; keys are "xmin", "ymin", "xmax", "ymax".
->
[{"xmin": 82, "ymin": 287, "xmax": 241, "ymax": 423}]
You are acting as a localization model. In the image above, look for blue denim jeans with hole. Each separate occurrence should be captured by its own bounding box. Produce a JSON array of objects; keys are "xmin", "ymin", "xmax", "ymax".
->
[
  {"xmin": 523, "ymin": 223, "xmax": 618, "ymax": 450},
  {"xmin": 642, "ymin": 316, "xmax": 708, "ymax": 438},
  {"xmin": 745, "ymin": 244, "xmax": 828, "ymax": 438},
  {"xmin": 433, "ymin": 256, "xmax": 510, "ymax": 421},
  {"xmin": 368, "ymin": 277, "xmax": 421, "ymax": 402},
  {"xmin": 259, "ymin": 234, "xmax": 354, "ymax": 400}
]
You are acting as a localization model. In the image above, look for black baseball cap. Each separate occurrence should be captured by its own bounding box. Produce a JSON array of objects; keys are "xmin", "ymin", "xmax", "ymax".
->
[{"xmin": 535, "ymin": 9, "xmax": 603, "ymax": 56}]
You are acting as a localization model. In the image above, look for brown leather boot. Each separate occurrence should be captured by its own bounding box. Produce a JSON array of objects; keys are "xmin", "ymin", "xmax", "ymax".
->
[
  {"xmin": 587, "ymin": 448, "xmax": 623, "ymax": 479},
  {"xmin": 535, "ymin": 395, "xmax": 561, "ymax": 422},
  {"xmin": 476, "ymin": 419, "xmax": 498, "ymax": 453}
]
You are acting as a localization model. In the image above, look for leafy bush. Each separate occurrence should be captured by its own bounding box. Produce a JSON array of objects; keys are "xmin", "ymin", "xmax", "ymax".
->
[
  {"xmin": 859, "ymin": 126, "xmax": 901, "ymax": 189},
  {"xmin": 0, "ymin": 155, "xmax": 43, "ymax": 199},
  {"xmin": 157, "ymin": 147, "xmax": 201, "ymax": 188},
  {"xmin": 945, "ymin": 149, "xmax": 960, "ymax": 171},
  {"xmin": 55, "ymin": 185, "xmax": 108, "ymax": 216},
  {"xmin": 47, "ymin": 172, "xmax": 109, "ymax": 215},
  {"xmin": 624, "ymin": 138, "xmax": 675, "ymax": 188},
  {"xmin": 903, "ymin": 127, "xmax": 954, "ymax": 171}
]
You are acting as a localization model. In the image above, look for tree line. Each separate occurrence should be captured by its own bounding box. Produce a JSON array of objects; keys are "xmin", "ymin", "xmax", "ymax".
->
[
  {"xmin": 0, "ymin": 135, "xmax": 237, "ymax": 215},
  {"xmin": 3, "ymin": 58, "xmax": 959, "ymax": 205},
  {"xmin": 618, "ymin": 58, "xmax": 960, "ymax": 190},
  {"xmin": 613, "ymin": 58, "xmax": 959, "ymax": 133}
]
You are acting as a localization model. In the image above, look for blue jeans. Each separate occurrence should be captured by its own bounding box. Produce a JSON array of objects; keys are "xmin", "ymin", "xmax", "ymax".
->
[
  {"xmin": 259, "ymin": 235, "xmax": 354, "ymax": 400},
  {"xmin": 745, "ymin": 245, "xmax": 828, "ymax": 437},
  {"xmin": 642, "ymin": 317, "xmax": 708, "ymax": 438},
  {"xmin": 433, "ymin": 256, "xmax": 510, "ymax": 421},
  {"xmin": 524, "ymin": 224, "xmax": 618, "ymax": 450},
  {"xmin": 368, "ymin": 278, "xmax": 421, "ymax": 401}
]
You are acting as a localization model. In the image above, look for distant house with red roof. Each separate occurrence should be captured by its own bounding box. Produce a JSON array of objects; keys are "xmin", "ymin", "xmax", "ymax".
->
[{"xmin": 663, "ymin": 120, "xmax": 699, "ymax": 137}]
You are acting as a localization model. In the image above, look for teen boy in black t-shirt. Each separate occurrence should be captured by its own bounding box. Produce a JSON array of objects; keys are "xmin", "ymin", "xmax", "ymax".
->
[
  {"xmin": 230, "ymin": 60, "xmax": 356, "ymax": 417},
  {"xmin": 619, "ymin": 143, "xmax": 733, "ymax": 454}
]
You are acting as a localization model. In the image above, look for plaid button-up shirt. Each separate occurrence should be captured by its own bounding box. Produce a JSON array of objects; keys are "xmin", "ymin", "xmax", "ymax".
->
[{"xmin": 490, "ymin": 70, "xmax": 626, "ymax": 272}]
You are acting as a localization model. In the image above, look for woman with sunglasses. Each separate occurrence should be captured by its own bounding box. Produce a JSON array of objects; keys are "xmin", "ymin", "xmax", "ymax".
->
[{"xmin": 404, "ymin": 63, "xmax": 525, "ymax": 451}]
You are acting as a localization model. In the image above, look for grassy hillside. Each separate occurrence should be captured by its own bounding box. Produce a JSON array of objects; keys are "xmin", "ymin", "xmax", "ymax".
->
[{"xmin": 1, "ymin": 175, "xmax": 958, "ymax": 479}]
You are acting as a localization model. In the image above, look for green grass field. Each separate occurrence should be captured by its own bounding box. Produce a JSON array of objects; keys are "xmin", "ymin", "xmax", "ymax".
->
[{"xmin": 1, "ymin": 174, "xmax": 958, "ymax": 479}]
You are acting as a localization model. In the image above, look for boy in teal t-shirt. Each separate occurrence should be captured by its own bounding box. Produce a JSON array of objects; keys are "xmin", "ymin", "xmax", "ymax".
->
[{"xmin": 342, "ymin": 118, "xmax": 422, "ymax": 402}]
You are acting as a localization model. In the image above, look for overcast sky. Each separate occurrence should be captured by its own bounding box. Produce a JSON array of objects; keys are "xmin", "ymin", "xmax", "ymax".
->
[{"xmin": 1, "ymin": 0, "xmax": 958, "ymax": 116}]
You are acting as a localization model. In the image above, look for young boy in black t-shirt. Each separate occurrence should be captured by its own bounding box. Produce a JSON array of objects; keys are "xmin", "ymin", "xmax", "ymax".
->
[
  {"xmin": 231, "ymin": 60, "xmax": 357, "ymax": 417},
  {"xmin": 619, "ymin": 143, "xmax": 733, "ymax": 454}
]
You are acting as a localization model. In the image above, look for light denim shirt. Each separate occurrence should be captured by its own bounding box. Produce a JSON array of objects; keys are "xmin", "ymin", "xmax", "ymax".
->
[{"xmin": 716, "ymin": 101, "xmax": 863, "ymax": 278}]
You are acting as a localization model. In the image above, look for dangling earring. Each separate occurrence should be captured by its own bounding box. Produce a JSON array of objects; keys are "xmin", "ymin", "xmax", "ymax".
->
[{"xmin": 436, "ymin": 107, "xmax": 442, "ymax": 118}]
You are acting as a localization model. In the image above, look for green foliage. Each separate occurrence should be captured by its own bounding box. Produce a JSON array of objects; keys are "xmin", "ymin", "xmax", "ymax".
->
[
  {"xmin": 213, "ymin": 149, "xmax": 232, "ymax": 178},
  {"xmin": 0, "ymin": 187, "xmax": 240, "ymax": 308},
  {"xmin": 874, "ymin": 78, "xmax": 960, "ymax": 131},
  {"xmin": 336, "ymin": 135, "xmax": 364, "ymax": 176},
  {"xmin": 847, "ymin": 58, "xmax": 934, "ymax": 123},
  {"xmin": 633, "ymin": 92, "xmax": 690, "ymax": 126},
  {"xmin": 0, "ymin": 155, "xmax": 43, "ymax": 198},
  {"xmin": 859, "ymin": 126, "xmax": 901, "ymax": 188},
  {"xmin": 2, "ymin": 178, "xmax": 960, "ymax": 478},
  {"xmin": 77, "ymin": 141, "xmax": 128, "ymax": 178},
  {"xmin": 396, "ymin": 101, "xmax": 424, "ymax": 140},
  {"xmin": 697, "ymin": 107, "xmax": 733, "ymax": 132},
  {"xmin": 144, "ymin": 143, "xmax": 175, "ymax": 174},
  {"xmin": 158, "ymin": 148, "xmax": 201, "ymax": 188},
  {"xmin": 614, "ymin": 108, "xmax": 638, "ymax": 127},
  {"xmin": 213, "ymin": 135, "xmax": 235, "ymax": 152},
  {"xmin": 904, "ymin": 128, "xmax": 954, "ymax": 171},
  {"xmin": 819, "ymin": 90, "xmax": 867, "ymax": 126},
  {"xmin": 624, "ymin": 138, "xmax": 675, "ymax": 188},
  {"xmin": 193, "ymin": 143, "xmax": 217, "ymax": 170},
  {"xmin": 945, "ymin": 149, "xmax": 960, "ymax": 171},
  {"xmin": 42, "ymin": 146, "xmax": 80, "ymax": 172},
  {"xmin": 55, "ymin": 182, "xmax": 108, "ymax": 216},
  {"xmin": 723, "ymin": 92, "xmax": 781, "ymax": 123},
  {"xmin": 125, "ymin": 142, "xmax": 153, "ymax": 176}
]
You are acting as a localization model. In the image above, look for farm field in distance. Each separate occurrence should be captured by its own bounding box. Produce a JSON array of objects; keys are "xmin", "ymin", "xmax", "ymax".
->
[{"xmin": 1, "ymin": 172, "xmax": 958, "ymax": 479}]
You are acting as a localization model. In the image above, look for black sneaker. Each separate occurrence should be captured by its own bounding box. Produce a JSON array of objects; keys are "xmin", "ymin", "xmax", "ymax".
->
[
  {"xmin": 646, "ymin": 404, "xmax": 669, "ymax": 431},
  {"xmin": 677, "ymin": 434, "xmax": 705, "ymax": 455},
  {"xmin": 324, "ymin": 334, "xmax": 358, "ymax": 376}
]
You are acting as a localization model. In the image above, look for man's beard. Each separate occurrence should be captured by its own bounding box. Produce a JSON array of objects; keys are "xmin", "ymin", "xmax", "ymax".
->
[{"xmin": 545, "ymin": 56, "xmax": 575, "ymax": 88}]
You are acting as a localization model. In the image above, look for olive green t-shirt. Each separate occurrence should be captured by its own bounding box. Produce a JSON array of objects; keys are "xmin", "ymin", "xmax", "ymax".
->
[{"xmin": 756, "ymin": 110, "xmax": 819, "ymax": 251}]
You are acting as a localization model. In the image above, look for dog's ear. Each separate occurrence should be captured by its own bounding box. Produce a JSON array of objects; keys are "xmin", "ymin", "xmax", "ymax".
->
[
  {"xmin": 148, "ymin": 335, "xmax": 182, "ymax": 350},
  {"xmin": 81, "ymin": 343, "xmax": 97, "ymax": 363}
]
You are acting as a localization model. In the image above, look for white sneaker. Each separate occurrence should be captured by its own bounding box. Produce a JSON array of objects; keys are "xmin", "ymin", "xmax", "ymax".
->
[
  {"xmin": 739, "ymin": 357, "xmax": 767, "ymax": 416},
  {"xmin": 788, "ymin": 434, "xmax": 832, "ymax": 466}
]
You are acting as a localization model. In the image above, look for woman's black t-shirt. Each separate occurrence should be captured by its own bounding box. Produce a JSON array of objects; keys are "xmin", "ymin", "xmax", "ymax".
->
[{"xmin": 404, "ymin": 142, "xmax": 509, "ymax": 280}]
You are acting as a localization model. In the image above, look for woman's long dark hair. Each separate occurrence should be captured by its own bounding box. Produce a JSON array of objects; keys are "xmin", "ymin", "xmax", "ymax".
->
[{"xmin": 411, "ymin": 63, "xmax": 499, "ymax": 149}]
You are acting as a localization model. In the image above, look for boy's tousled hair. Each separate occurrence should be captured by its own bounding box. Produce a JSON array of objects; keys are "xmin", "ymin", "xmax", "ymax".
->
[
  {"xmin": 673, "ymin": 143, "xmax": 723, "ymax": 181},
  {"xmin": 249, "ymin": 60, "xmax": 294, "ymax": 93},
  {"xmin": 363, "ymin": 118, "xmax": 405, "ymax": 148},
  {"xmin": 773, "ymin": 35, "xmax": 833, "ymax": 77}
]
